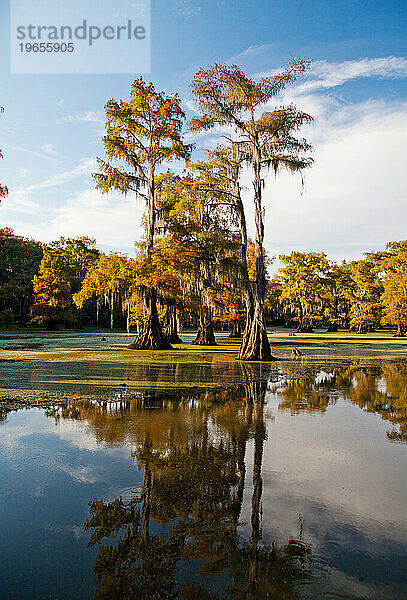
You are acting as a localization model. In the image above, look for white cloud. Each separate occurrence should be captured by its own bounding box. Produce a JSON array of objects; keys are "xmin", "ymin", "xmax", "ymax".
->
[
  {"xmin": 1, "ymin": 194, "xmax": 40, "ymax": 217},
  {"xmin": 39, "ymin": 143, "xmax": 65, "ymax": 160},
  {"xmin": 1, "ymin": 154, "xmax": 144, "ymax": 251},
  {"xmin": 229, "ymin": 43, "xmax": 272, "ymax": 63},
  {"xmin": 34, "ymin": 188, "xmax": 144, "ymax": 252},
  {"xmin": 296, "ymin": 56, "xmax": 407, "ymax": 94},
  {"xmin": 18, "ymin": 168, "xmax": 33, "ymax": 178},
  {"xmin": 257, "ymin": 56, "xmax": 407, "ymax": 95},
  {"xmin": 257, "ymin": 96, "xmax": 407, "ymax": 262},
  {"xmin": 59, "ymin": 110, "xmax": 104, "ymax": 124},
  {"xmin": 6, "ymin": 143, "xmax": 64, "ymax": 162},
  {"xmin": 14, "ymin": 157, "xmax": 95, "ymax": 194},
  {"xmin": 182, "ymin": 97, "xmax": 200, "ymax": 115}
]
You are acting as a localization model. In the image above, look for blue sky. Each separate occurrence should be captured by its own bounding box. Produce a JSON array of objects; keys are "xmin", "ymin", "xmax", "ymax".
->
[{"xmin": 0, "ymin": 0, "xmax": 406, "ymax": 263}]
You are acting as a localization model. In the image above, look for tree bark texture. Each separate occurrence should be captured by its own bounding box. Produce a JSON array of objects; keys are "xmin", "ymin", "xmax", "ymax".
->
[
  {"xmin": 192, "ymin": 313, "xmax": 217, "ymax": 345},
  {"xmin": 128, "ymin": 289, "xmax": 172, "ymax": 350}
]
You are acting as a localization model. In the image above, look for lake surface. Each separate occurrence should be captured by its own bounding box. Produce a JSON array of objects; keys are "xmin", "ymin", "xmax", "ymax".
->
[{"xmin": 1, "ymin": 360, "xmax": 407, "ymax": 599}]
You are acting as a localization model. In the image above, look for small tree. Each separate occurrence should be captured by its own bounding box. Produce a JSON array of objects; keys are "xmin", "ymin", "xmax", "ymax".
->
[
  {"xmin": 380, "ymin": 241, "xmax": 407, "ymax": 336},
  {"xmin": 94, "ymin": 78, "xmax": 192, "ymax": 350},
  {"xmin": 30, "ymin": 248, "xmax": 73, "ymax": 329},
  {"xmin": 346, "ymin": 258, "xmax": 382, "ymax": 333},
  {"xmin": 0, "ymin": 228, "xmax": 43, "ymax": 325},
  {"xmin": 154, "ymin": 170, "xmax": 239, "ymax": 346},
  {"xmin": 279, "ymin": 251, "xmax": 330, "ymax": 332},
  {"xmin": 322, "ymin": 261, "xmax": 353, "ymax": 332},
  {"xmin": 30, "ymin": 237, "xmax": 98, "ymax": 329},
  {"xmin": 190, "ymin": 58, "xmax": 313, "ymax": 360},
  {"xmin": 73, "ymin": 253, "xmax": 137, "ymax": 331}
]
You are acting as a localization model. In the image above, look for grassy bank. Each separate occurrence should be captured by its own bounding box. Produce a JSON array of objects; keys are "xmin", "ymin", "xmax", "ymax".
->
[{"xmin": 0, "ymin": 327, "xmax": 406, "ymax": 362}]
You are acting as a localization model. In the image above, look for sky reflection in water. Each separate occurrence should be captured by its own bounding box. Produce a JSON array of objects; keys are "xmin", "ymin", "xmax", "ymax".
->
[{"xmin": 1, "ymin": 362, "xmax": 407, "ymax": 599}]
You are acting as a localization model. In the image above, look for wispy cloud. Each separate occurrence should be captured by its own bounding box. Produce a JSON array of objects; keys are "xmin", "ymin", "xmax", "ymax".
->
[
  {"xmin": 39, "ymin": 143, "xmax": 65, "ymax": 160},
  {"xmin": 14, "ymin": 157, "xmax": 95, "ymax": 195},
  {"xmin": 37, "ymin": 188, "xmax": 143, "ymax": 251},
  {"xmin": 290, "ymin": 56, "xmax": 407, "ymax": 94},
  {"xmin": 182, "ymin": 98, "xmax": 200, "ymax": 115},
  {"xmin": 7, "ymin": 143, "xmax": 64, "ymax": 162},
  {"xmin": 59, "ymin": 110, "xmax": 104, "ymax": 124},
  {"xmin": 229, "ymin": 43, "xmax": 272, "ymax": 63}
]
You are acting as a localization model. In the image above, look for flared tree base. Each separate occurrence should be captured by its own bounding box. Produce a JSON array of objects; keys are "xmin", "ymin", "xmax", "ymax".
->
[
  {"xmin": 128, "ymin": 315, "xmax": 173, "ymax": 350},
  {"xmin": 163, "ymin": 310, "xmax": 182, "ymax": 344},
  {"xmin": 165, "ymin": 332, "xmax": 183, "ymax": 344},
  {"xmin": 192, "ymin": 331, "xmax": 217, "ymax": 345},
  {"xmin": 192, "ymin": 317, "xmax": 217, "ymax": 346},
  {"xmin": 237, "ymin": 317, "xmax": 278, "ymax": 361},
  {"xmin": 229, "ymin": 321, "xmax": 243, "ymax": 338}
]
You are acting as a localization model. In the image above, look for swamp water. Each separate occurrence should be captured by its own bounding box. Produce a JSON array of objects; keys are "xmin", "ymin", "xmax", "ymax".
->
[{"xmin": 1, "ymin": 354, "xmax": 407, "ymax": 599}]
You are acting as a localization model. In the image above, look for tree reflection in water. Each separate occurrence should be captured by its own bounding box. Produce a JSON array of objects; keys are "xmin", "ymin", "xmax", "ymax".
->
[
  {"xmin": 44, "ymin": 359, "xmax": 407, "ymax": 598},
  {"xmin": 273, "ymin": 360, "xmax": 407, "ymax": 440},
  {"xmin": 77, "ymin": 364, "xmax": 311, "ymax": 599}
]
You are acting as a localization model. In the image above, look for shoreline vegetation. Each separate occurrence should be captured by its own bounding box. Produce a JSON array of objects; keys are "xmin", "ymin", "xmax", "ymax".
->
[
  {"xmin": 1, "ymin": 60, "xmax": 407, "ymax": 365},
  {"xmin": 1, "ymin": 338, "xmax": 406, "ymax": 450},
  {"xmin": 0, "ymin": 327, "xmax": 405, "ymax": 411},
  {"xmin": 0, "ymin": 327, "xmax": 406, "ymax": 357},
  {"xmin": 2, "ymin": 15, "xmax": 407, "ymax": 598}
]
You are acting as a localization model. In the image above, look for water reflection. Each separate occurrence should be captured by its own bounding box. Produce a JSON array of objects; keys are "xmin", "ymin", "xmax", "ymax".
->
[
  {"xmin": 2, "ymin": 361, "xmax": 407, "ymax": 599},
  {"xmin": 38, "ymin": 359, "xmax": 407, "ymax": 444},
  {"xmin": 273, "ymin": 360, "xmax": 407, "ymax": 440},
  {"xmin": 81, "ymin": 369, "xmax": 311, "ymax": 599}
]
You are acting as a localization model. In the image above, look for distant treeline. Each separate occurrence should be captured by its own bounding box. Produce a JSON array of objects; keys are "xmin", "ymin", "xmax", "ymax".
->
[{"xmin": 1, "ymin": 227, "xmax": 406, "ymax": 337}]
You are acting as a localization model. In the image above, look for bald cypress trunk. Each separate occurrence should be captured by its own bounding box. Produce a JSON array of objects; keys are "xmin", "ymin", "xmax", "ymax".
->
[
  {"xmin": 128, "ymin": 172, "xmax": 172, "ymax": 351},
  {"xmin": 128, "ymin": 289, "xmax": 172, "ymax": 350},
  {"xmin": 229, "ymin": 320, "xmax": 243, "ymax": 338},
  {"xmin": 239, "ymin": 146, "xmax": 276, "ymax": 361},
  {"xmin": 192, "ymin": 313, "xmax": 216, "ymax": 345},
  {"xmin": 238, "ymin": 295, "xmax": 254, "ymax": 356},
  {"xmin": 239, "ymin": 299, "xmax": 273, "ymax": 360},
  {"xmin": 163, "ymin": 307, "xmax": 182, "ymax": 343}
]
